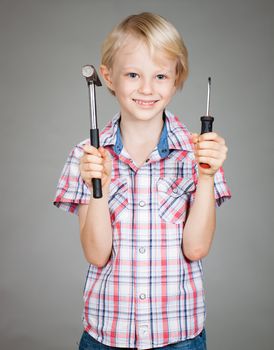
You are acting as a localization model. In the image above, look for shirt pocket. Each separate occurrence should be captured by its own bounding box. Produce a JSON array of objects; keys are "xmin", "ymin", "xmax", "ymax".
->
[
  {"xmin": 108, "ymin": 177, "xmax": 129, "ymax": 223},
  {"xmin": 157, "ymin": 177, "xmax": 196, "ymax": 224}
]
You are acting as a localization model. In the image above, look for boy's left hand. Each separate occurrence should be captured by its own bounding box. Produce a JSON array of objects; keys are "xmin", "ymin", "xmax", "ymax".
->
[{"xmin": 191, "ymin": 132, "xmax": 228, "ymax": 177}]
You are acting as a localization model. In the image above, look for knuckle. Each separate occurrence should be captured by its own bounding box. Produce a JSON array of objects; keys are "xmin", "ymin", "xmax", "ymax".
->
[
  {"xmin": 85, "ymin": 145, "xmax": 97, "ymax": 154},
  {"xmin": 92, "ymin": 172, "xmax": 102, "ymax": 179},
  {"xmin": 87, "ymin": 155, "xmax": 94, "ymax": 162}
]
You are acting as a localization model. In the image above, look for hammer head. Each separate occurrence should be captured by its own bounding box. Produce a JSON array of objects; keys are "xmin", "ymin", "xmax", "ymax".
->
[{"xmin": 82, "ymin": 64, "xmax": 102, "ymax": 86}]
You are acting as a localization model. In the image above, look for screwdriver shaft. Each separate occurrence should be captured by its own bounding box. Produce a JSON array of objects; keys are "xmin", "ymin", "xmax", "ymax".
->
[{"xmin": 206, "ymin": 77, "xmax": 211, "ymax": 116}]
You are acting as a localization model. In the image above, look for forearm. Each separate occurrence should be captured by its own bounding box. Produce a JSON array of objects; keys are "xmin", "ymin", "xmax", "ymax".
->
[
  {"xmin": 183, "ymin": 175, "xmax": 216, "ymax": 261},
  {"xmin": 80, "ymin": 188, "xmax": 112, "ymax": 267}
]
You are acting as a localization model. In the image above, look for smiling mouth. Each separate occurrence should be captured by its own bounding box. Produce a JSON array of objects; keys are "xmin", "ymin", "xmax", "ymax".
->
[{"xmin": 133, "ymin": 99, "xmax": 159, "ymax": 106}]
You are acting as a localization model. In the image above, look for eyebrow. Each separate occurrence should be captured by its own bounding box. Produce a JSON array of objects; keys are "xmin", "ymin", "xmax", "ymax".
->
[{"xmin": 122, "ymin": 66, "xmax": 173, "ymax": 73}]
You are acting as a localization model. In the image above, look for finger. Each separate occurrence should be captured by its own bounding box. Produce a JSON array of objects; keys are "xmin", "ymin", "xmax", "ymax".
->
[
  {"xmin": 197, "ymin": 141, "xmax": 222, "ymax": 151},
  {"xmin": 82, "ymin": 170, "xmax": 102, "ymax": 180},
  {"xmin": 98, "ymin": 147, "xmax": 107, "ymax": 158},
  {"xmin": 199, "ymin": 132, "xmax": 225, "ymax": 145},
  {"xmin": 198, "ymin": 157, "xmax": 219, "ymax": 169},
  {"xmin": 99, "ymin": 148, "xmax": 113, "ymax": 175},
  {"xmin": 99, "ymin": 147, "xmax": 112, "ymax": 161},
  {"xmin": 196, "ymin": 149, "xmax": 221, "ymax": 159},
  {"xmin": 82, "ymin": 163, "xmax": 104, "ymax": 172},
  {"xmin": 83, "ymin": 144, "xmax": 101, "ymax": 156},
  {"xmin": 198, "ymin": 164, "xmax": 214, "ymax": 174},
  {"xmin": 89, "ymin": 171, "xmax": 102, "ymax": 179},
  {"xmin": 81, "ymin": 172, "xmax": 92, "ymax": 185},
  {"xmin": 191, "ymin": 133, "xmax": 199, "ymax": 144},
  {"xmin": 81, "ymin": 154, "xmax": 103, "ymax": 165}
]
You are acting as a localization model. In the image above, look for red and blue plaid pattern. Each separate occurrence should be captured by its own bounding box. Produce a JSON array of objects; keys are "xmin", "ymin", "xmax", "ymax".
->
[{"xmin": 54, "ymin": 110, "xmax": 231, "ymax": 349}]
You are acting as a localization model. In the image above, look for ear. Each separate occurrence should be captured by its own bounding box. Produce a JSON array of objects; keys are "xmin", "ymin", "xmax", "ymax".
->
[
  {"xmin": 171, "ymin": 83, "xmax": 177, "ymax": 96},
  {"xmin": 100, "ymin": 65, "xmax": 114, "ymax": 91}
]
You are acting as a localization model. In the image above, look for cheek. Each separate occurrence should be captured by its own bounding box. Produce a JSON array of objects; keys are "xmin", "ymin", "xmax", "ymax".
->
[
  {"xmin": 117, "ymin": 81, "xmax": 136, "ymax": 96},
  {"xmin": 114, "ymin": 84, "xmax": 132, "ymax": 102},
  {"xmin": 160, "ymin": 83, "xmax": 176, "ymax": 98},
  {"xmin": 110, "ymin": 79, "xmax": 123, "ymax": 96}
]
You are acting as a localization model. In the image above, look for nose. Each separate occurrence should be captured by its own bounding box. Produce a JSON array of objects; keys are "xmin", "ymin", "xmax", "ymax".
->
[{"xmin": 138, "ymin": 78, "xmax": 153, "ymax": 95}]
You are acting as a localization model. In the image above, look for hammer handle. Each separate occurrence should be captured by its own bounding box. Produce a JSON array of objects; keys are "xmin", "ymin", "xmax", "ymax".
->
[{"xmin": 90, "ymin": 128, "xmax": 103, "ymax": 198}]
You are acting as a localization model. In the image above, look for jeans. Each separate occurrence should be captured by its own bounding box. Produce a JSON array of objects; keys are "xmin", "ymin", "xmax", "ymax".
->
[{"xmin": 79, "ymin": 329, "xmax": 207, "ymax": 350}]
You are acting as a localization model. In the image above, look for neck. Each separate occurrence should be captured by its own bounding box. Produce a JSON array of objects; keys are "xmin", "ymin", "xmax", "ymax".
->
[{"xmin": 120, "ymin": 115, "xmax": 164, "ymax": 147}]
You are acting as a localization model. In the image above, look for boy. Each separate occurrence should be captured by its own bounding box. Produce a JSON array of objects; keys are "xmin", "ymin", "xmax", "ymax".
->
[{"xmin": 54, "ymin": 12, "xmax": 231, "ymax": 350}]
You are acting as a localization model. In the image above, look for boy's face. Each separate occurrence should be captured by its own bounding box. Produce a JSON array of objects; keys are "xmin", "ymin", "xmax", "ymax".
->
[{"xmin": 100, "ymin": 36, "xmax": 177, "ymax": 124}]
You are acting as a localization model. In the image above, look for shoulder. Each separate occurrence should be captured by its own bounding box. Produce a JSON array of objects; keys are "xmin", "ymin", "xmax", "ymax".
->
[
  {"xmin": 165, "ymin": 110, "xmax": 191, "ymax": 134},
  {"xmin": 66, "ymin": 139, "xmax": 89, "ymax": 162},
  {"xmin": 165, "ymin": 110, "xmax": 194, "ymax": 152}
]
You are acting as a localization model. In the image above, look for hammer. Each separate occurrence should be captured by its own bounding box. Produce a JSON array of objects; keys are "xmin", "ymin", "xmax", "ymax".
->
[{"xmin": 82, "ymin": 64, "xmax": 103, "ymax": 198}]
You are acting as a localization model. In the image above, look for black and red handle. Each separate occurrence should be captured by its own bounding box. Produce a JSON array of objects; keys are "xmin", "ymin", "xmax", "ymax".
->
[{"xmin": 200, "ymin": 116, "xmax": 214, "ymax": 169}]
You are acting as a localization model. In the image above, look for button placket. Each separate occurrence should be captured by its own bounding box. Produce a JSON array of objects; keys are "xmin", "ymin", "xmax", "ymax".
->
[{"xmin": 134, "ymin": 176, "xmax": 151, "ymax": 344}]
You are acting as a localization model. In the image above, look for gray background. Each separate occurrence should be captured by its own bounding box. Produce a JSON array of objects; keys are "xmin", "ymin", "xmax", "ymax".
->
[{"xmin": 0, "ymin": 0, "xmax": 273, "ymax": 349}]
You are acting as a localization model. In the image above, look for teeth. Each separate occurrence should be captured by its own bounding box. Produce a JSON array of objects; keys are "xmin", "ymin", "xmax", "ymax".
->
[{"xmin": 134, "ymin": 99, "xmax": 157, "ymax": 106}]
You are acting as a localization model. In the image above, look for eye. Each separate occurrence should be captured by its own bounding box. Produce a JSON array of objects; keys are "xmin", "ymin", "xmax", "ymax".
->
[
  {"xmin": 156, "ymin": 74, "xmax": 167, "ymax": 80},
  {"xmin": 127, "ymin": 72, "xmax": 139, "ymax": 79}
]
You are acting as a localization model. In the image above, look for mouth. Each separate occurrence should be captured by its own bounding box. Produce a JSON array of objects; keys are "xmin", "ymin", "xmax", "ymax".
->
[{"xmin": 133, "ymin": 99, "xmax": 159, "ymax": 106}]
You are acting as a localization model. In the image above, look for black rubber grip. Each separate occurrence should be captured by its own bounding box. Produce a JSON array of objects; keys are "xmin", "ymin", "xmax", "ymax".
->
[
  {"xmin": 90, "ymin": 128, "xmax": 102, "ymax": 198},
  {"xmin": 200, "ymin": 116, "xmax": 214, "ymax": 134},
  {"xmin": 90, "ymin": 128, "xmax": 100, "ymax": 148},
  {"xmin": 92, "ymin": 178, "xmax": 102, "ymax": 198}
]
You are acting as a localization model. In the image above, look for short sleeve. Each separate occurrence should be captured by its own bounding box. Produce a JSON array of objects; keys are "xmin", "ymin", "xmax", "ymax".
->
[
  {"xmin": 53, "ymin": 142, "xmax": 90, "ymax": 215},
  {"xmin": 213, "ymin": 166, "xmax": 231, "ymax": 206},
  {"xmin": 191, "ymin": 163, "xmax": 231, "ymax": 207}
]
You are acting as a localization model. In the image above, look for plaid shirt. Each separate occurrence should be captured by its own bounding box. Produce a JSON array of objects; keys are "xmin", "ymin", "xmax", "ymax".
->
[{"xmin": 54, "ymin": 110, "xmax": 231, "ymax": 349}]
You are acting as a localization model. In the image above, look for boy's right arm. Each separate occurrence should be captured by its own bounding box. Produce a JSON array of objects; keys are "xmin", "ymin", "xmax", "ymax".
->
[{"xmin": 78, "ymin": 145, "xmax": 112, "ymax": 268}]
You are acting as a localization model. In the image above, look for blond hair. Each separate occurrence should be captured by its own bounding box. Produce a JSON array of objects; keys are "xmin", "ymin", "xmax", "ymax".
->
[{"xmin": 101, "ymin": 12, "xmax": 188, "ymax": 93}]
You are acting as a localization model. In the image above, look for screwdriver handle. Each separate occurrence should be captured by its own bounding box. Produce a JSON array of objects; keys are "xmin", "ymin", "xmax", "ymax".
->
[
  {"xmin": 90, "ymin": 128, "xmax": 103, "ymax": 198},
  {"xmin": 200, "ymin": 116, "xmax": 214, "ymax": 169}
]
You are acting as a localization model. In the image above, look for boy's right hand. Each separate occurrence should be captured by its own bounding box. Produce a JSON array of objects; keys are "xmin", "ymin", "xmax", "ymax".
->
[{"xmin": 80, "ymin": 145, "xmax": 112, "ymax": 192}]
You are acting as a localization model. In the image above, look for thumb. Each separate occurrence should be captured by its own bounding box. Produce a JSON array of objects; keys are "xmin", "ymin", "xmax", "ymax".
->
[
  {"xmin": 99, "ymin": 147, "xmax": 111, "ymax": 161},
  {"xmin": 191, "ymin": 132, "xmax": 199, "ymax": 144}
]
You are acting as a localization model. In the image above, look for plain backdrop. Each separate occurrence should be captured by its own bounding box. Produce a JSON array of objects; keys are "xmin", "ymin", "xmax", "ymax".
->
[{"xmin": 0, "ymin": 0, "xmax": 273, "ymax": 349}]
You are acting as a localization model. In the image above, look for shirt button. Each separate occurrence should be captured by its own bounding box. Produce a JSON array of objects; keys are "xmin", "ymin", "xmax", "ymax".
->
[
  {"xmin": 139, "ymin": 325, "xmax": 148, "ymax": 336},
  {"xmin": 139, "ymin": 200, "xmax": 146, "ymax": 207},
  {"xmin": 139, "ymin": 247, "xmax": 146, "ymax": 254},
  {"xmin": 172, "ymin": 187, "xmax": 178, "ymax": 194},
  {"xmin": 139, "ymin": 293, "xmax": 146, "ymax": 300}
]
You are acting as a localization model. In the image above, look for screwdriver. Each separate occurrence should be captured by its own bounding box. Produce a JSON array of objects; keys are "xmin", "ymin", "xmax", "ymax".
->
[{"xmin": 200, "ymin": 77, "xmax": 214, "ymax": 169}]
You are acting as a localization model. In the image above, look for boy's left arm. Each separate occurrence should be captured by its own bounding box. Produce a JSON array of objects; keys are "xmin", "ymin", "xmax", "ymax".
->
[{"xmin": 182, "ymin": 132, "xmax": 228, "ymax": 261}]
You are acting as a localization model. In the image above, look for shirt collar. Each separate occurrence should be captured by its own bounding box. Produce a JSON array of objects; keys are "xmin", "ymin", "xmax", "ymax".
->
[
  {"xmin": 100, "ymin": 110, "xmax": 193, "ymax": 158},
  {"xmin": 164, "ymin": 110, "xmax": 193, "ymax": 152}
]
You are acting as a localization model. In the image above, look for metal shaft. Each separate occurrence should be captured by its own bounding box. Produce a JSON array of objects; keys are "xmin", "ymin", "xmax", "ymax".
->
[
  {"xmin": 206, "ymin": 77, "xmax": 211, "ymax": 116},
  {"xmin": 88, "ymin": 83, "xmax": 98, "ymax": 129}
]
